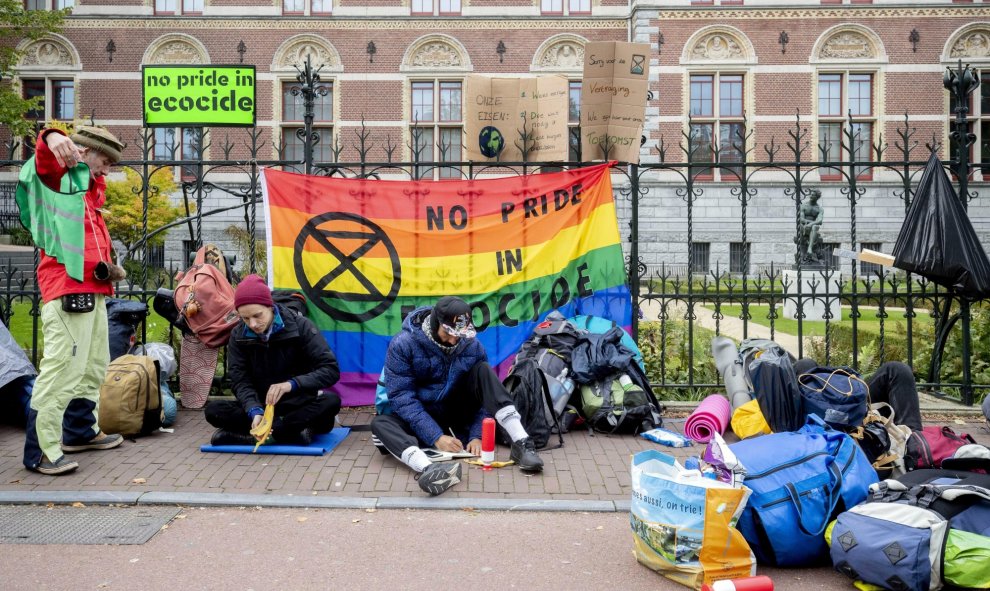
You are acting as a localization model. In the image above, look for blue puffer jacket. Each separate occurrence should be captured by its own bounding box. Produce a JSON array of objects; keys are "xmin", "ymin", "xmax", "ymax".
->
[{"xmin": 383, "ymin": 306, "xmax": 488, "ymax": 446}]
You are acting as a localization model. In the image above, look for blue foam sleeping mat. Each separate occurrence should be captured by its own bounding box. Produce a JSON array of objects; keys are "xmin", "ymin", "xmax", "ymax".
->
[{"xmin": 200, "ymin": 427, "xmax": 350, "ymax": 456}]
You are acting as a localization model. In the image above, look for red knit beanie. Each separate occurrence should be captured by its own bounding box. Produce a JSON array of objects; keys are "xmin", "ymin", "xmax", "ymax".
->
[{"xmin": 234, "ymin": 274, "xmax": 274, "ymax": 309}]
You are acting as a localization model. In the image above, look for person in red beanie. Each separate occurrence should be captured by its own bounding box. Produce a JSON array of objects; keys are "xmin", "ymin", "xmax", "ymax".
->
[{"xmin": 205, "ymin": 274, "xmax": 341, "ymax": 446}]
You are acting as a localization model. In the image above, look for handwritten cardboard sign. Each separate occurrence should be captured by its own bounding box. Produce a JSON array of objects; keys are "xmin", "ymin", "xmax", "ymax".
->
[
  {"xmin": 580, "ymin": 42, "xmax": 650, "ymax": 163},
  {"xmin": 464, "ymin": 75, "xmax": 569, "ymax": 162}
]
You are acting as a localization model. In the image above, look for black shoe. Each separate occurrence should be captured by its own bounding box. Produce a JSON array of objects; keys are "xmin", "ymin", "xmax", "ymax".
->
[
  {"xmin": 210, "ymin": 428, "xmax": 256, "ymax": 446},
  {"xmin": 416, "ymin": 461, "xmax": 462, "ymax": 496},
  {"xmin": 31, "ymin": 454, "xmax": 79, "ymax": 476},
  {"xmin": 510, "ymin": 437, "xmax": 544, "ymax": 472},
  {"xmin": 275, "ymin": 428, "xmax": 312, "ymax": 446}
]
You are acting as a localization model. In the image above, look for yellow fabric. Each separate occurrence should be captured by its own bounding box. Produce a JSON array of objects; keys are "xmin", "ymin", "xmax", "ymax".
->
[
  {"xmin": 250, "ymin": 405, "xmax": 275, "ymax": 453},
  {"xmin": 730, "ymin": 398, "xmax": 772, "ymax": 439}
]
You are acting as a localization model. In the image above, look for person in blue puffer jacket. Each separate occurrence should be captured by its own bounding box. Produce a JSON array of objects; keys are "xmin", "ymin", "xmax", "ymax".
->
[{"xmin": 372, "ymin": 296, "xmax": 543, "ymax": 496}]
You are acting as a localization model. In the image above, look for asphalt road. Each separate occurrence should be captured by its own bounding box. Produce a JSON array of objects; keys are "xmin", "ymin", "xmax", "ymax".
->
[{"xmin": 0, "ymin": 506, "xmax": 853, "ymax": 591}]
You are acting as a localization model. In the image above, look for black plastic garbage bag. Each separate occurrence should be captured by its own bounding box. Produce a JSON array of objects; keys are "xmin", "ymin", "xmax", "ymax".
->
[{"xmin": 892, "ymin": 152, "xmax": 990, "ymax": 299}]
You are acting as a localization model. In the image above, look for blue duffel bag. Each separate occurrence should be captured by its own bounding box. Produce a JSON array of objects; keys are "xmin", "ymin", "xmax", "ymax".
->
[
  {"xmin": 730, "ymin": 415, "xmax": 878, "ymax": 566},
  {"xmin": 797, "ymin": 366, "xmax": 869, "ymax": 429}
]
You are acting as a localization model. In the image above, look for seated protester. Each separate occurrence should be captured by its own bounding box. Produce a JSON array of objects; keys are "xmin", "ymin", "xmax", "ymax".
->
[
  {"xmin": 205, "ymin": 275, "xmax": 341, "ymax": 446},
  {"xmin": 372, "ymin": 296, "xmax": 543, "ymax": 497},
  {"xmin": 793, "ymin": 358, "xmax": 923, "ymax": 431},
  {"xmin": 1, "ymin": 321, "xmax": 34, "ymax": 427}
]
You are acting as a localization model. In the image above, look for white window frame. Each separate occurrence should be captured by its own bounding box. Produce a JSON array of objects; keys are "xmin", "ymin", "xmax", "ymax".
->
[
  {"xmin": 816, "ymin": 70, "xmax": 876, "ymax": 181},
  {"xmin": 541, "ymin": 0, "xmax": 591, "ymax": 15},
  {"xmin": 409, "ymin": 79, "xmax": 463, "ymax": 179},
  {"xmin": 279, "ymin": 78, "xmax": 334, "ymax": 171},
  {"xmin": 687, "ymin": 71, "xmax": 747, "ymax": 182},
  {"xmin": 154, "ymin": 0, "xmax": 205, "ymax": 15},
  {"xmin": 281, "ymin": 0, "xmax": 331, "ymax": 15},
  {"xmin": 411, "ymin": 0, "xmax": 459, "ymax": 15}
]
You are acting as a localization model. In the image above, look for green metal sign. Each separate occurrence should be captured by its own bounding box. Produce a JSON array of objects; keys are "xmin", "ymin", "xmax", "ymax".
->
[{"xmin": 142, "ymin": 65, "xmax": 256, "ymax": 127}]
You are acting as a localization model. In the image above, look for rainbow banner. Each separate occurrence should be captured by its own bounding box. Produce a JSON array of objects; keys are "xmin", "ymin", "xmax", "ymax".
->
[{"xmin": 260, "ymin": 163, "xmax": 631, "ymax": 406}]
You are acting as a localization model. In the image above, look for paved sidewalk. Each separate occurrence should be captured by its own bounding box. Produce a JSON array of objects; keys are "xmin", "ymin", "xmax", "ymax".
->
[{"xmin": 1, "ymin": 404, "xmax": 987, "ymax": 510}]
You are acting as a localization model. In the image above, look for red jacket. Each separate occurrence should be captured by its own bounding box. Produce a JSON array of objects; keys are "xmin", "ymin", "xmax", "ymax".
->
[{"xmin": 34, "ymin": 129, "xmax": 115, "ymax": 303}]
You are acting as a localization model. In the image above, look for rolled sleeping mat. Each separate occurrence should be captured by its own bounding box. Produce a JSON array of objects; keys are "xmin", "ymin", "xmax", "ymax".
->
[
  {"xmin": 711, "ymin": 336, "xmax": 752, "ymax": 411},
  {"xmin": 684, "ymin": 393, "xmax": 732, "ymax": 443}
]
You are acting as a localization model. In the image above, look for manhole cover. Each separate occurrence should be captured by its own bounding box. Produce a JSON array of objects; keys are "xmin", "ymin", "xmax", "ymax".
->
[{"xmin": 0, "ymin": 506, "xmax": 180, "ymax": 545}]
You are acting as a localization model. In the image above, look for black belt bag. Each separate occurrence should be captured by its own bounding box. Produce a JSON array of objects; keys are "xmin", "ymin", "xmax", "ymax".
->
[{"xmin": 62, "ymin": 293, "xmax": 96, "ymax": 313}]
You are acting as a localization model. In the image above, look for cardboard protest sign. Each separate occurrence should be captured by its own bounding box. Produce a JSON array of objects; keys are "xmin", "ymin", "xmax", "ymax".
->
[
  {"xmin": 464, "ymin": 75, "xmax": 569, "ymax": 162},
  {"xmin": 580, "ymin": 42, "xmax": 650, "ymax": 163}
]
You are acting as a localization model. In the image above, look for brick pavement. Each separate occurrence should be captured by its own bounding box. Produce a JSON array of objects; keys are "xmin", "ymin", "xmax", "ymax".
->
[{"xmin": 0, "ymin": 405, "xmax": 987, "ymax": 506}]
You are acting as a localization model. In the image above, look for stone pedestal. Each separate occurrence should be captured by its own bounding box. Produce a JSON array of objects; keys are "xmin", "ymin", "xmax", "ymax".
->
[{"xmin": 783, "ymin": 269, "xmax": 842, "ymax": 321}]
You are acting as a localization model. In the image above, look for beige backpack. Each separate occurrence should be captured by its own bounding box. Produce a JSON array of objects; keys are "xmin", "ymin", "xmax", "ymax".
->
[{"xmin": 98, "ymin": 354, "xmax": 162, "ymax": 436}]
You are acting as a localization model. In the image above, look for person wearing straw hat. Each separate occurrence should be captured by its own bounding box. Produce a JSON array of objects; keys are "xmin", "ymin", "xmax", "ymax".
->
[{"xmin": 21, "ymin": 125, "xmax": 127, "ymax": 476}]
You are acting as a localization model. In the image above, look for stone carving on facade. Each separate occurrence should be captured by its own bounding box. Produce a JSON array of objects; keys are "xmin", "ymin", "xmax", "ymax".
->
[
  {"xmin": 19, "ymin": 40, "xmax": 74, "ymax": 68},
  {"xmin": 690, "ymin": 34, "xmax": 743, "ymax": 61},
  {"xmin": 410, "ymin": 42, "xmax": 462, "ymax": 68},
  {"xmin": 950, "ymin": 31, "xmax": 990, "ymax": 59},
  {"xmin": 150, "ymin": 40, "xmax": 206, "ymax": 64},
  {"xmin": 539, "ymin": 42, "xmax": 584, "ymax": 68},
  {"xmin": 280, "ymin": 41, "xmax": 336, "ymax": 69},
  {"xmin": 820, "ymin": 32, "xmax": 874, "ymax": 59}
]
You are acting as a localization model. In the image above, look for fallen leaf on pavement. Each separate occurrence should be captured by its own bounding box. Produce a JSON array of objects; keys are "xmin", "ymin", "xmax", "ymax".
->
[
  {"xmin": 71, "ymin": 502, "xmax": 85, "ymax": 508},
  {"xmin": 954, "ymin": 419, "xmax": 967, "ymax": 425},
  {"xmin": 132, "ymin": 478, "xmax": 147, "ymax": 484},
  {"xmin": 8, "ymin": 479, "xmax": 21, "ymax": 484},
  {"xmin": 365, "ymin": 508, "xmax": 376, "ymax": 513},
  {"xmin": 352, "ymin": 519, "xmax": 361, "ymax": 523},
  {"xmin": 595, "ymin": 526, "xmax": 604, "ymax": 530},
  {"xmin": 175, "ymin": 514, "xmax": 187, "ymax": 519},
  {"xmin": 297, "ymin": 517, "xmax": 308, "ymax": 523}
]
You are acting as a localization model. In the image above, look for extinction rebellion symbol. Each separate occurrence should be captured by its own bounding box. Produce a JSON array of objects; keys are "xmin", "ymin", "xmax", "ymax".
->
[{"xmin": 293, "ymin": 212, "xmax": 401, "ymax": 323}]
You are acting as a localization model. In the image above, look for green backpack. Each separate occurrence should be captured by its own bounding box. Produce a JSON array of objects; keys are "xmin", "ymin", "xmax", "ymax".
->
[{"xmin": 580, "ymin": 373, "xmax": 660, "ymax": 434}]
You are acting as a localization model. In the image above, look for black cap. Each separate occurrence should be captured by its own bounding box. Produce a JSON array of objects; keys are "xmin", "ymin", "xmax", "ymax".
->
[{"xmin": 433, "ymin": 296, "xmax": 476, "ymax": 338}]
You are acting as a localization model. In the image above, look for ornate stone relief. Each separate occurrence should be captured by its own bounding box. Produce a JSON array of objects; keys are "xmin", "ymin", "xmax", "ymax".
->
[
  {"xmin": 690, "ymin": 33, "xmax": 744, "ymax": 61},
  {"xmin": 410, "ymin": 42, "xmax": 462, "ymax": 68},
  {"xmin": 540, "ymin": 42, "xmax": 584, "ymax": 68},
  {"xmin": 19, "ymin": 39, "xmax": 74, "ymax": 68},
  {"xmin": 950, "ymin": 30, "xmax": 990, "ymax": 59},
  {"xmin": 150, "ymin": 40, "xmax": 207, "ymax": 64},
  {"xmin": 279, "ymin": 41, "xmax": 337, "ymax": 69},
  {"xmin": 820, "ymin": 32, "xmax": 874, "ymax": 60}
]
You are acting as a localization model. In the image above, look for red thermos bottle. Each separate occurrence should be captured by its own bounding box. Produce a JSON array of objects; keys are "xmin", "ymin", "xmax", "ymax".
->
[
  {"xmin": 481, "ymin": 417, "xmax": 496, "ymax": 470},
  {"xmin": 701, "ymin": 576, "xmax": 774, "ymax": 591}
]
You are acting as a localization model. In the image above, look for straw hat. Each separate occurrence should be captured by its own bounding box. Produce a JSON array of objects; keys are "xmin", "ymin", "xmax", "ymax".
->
[{"xmin": 70, "ymin": 126, "xmax": 124, "ymax": 164}]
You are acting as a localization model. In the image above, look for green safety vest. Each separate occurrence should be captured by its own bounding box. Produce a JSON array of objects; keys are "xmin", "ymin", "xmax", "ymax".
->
[{"xmin": 14, "ymin": 157, "xmax": 90, "ymax": 282}]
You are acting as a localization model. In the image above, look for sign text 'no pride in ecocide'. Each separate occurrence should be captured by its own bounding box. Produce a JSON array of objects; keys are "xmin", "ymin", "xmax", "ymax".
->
[{"xmin": 143, "ymin": 65, "xmax": 256, "ymax": 127}]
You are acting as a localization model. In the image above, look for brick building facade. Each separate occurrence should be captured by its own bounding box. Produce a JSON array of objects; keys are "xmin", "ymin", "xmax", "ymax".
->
[{"xmin": 5, "ymin": 0, "xmax": 990, "ymax": 274}]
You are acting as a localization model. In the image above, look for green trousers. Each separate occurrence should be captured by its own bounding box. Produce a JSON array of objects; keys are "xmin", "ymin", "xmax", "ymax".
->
[{"xmin": 24, "ymin": 296, "xmax": 109, "ymax": 465}]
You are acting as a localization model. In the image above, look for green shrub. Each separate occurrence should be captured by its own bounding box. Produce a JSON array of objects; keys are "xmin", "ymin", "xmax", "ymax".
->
[{"xmin": 639, "ymin": 320, "xmax": 719, "ymax": 401}]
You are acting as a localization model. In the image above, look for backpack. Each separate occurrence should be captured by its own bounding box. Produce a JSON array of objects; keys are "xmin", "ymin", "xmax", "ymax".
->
[
  {"xmin": 273, "ymin": 290, "xmax": 308, "ymax": 317},
  {"xmin": 797, "ymin": 366, "xmax": 869, "ymax": 429},
  {"xmin": 98, "ymin": 354, "xmax": 162, "ymax": 437},
  {"xmin": 173, "ymin": 262, "xmax": 238, "ymax": 348},
  {"xmin": 904, "ymin": 426, "xmax": 977, "ymax": 471},
  {"xmin": 580, "ymin": 372, "xmax": 662, "ymax": 435},
  {"xmin": 105, "ymin": 298, "xmax": 149, "ymax": 361},
  {"xmin": 829, "ymin": 470, "xmax": 990, "ymax": 591},
  {"xmin": 747, "ymin": 345, "xmax": 804, "ymax": 433},
  {"xmin": 500, "ymin": 357, "xmax": 563, "ymax": 450}
]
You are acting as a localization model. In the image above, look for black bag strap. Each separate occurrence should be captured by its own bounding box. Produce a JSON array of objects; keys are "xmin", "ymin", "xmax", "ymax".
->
[{"xmin": 535, "ymin": 369, "xmax": 564, "ymax": 450}]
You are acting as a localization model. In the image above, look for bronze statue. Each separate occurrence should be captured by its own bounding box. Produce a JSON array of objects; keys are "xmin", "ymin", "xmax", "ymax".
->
[{"xmin": 795, "ymin": 189, "xmax": 825, "ymax": 267}]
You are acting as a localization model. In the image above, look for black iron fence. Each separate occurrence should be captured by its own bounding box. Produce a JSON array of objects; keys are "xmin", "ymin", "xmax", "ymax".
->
[{"xmin": 1, "ymin": 60, "xmax": 987, "ymax": 405}]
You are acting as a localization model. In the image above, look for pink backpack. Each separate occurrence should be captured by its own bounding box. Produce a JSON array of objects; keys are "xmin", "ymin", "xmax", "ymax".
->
[
  {"xmin": 173, "ymin": 258, "xmax": 238, "ymax": 349},
  {"xmin": 903, "ymin": 426, "xmax": 976, "ymax": 470}
]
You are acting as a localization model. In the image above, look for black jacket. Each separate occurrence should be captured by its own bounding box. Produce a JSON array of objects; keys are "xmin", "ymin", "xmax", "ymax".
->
[{"xmin": 227, "ymin": 305, "xmax": 340, "ymax": 413}]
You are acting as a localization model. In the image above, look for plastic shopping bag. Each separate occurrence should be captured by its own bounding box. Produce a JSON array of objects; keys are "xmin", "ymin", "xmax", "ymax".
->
[{"xmin": 630, "ymin": 450, "xmax": 755, "ymax": 590}]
